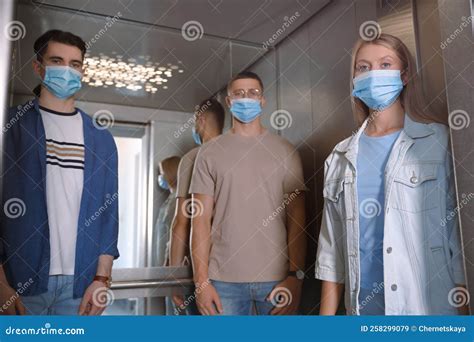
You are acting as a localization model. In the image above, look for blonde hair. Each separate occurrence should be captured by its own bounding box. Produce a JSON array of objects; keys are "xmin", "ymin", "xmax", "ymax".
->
[
  {"xmin": 159, "ymin": 156, "xmax": 181, "ymax": 187},
  {"xmin": 350, "ymin": 33, "xmax": 444, "ymax": 126}
]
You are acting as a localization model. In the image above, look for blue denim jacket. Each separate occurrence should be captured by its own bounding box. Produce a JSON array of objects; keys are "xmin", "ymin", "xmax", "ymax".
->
[
  {"xmin": 315, "ymin": 114, "xmax": 466, "ymax": 315},
  {"xmin": 1, "ymin": 99, "xmax": 119, "ymax": 299}
]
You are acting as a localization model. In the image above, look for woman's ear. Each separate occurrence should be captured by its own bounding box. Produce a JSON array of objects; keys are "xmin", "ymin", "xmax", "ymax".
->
[{"xmin": 401, "ymin": 69, "xmax": 409, "ymax": 86}]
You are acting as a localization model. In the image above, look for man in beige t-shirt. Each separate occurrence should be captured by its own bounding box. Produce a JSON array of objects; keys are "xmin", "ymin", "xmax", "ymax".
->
[
  {"xmin": 190, "ymin": 71, "xmax": 307, "ymax": 316},
  {"xmin": 169, "ymin": 98, "xmax": 225, "ymax": 314}
]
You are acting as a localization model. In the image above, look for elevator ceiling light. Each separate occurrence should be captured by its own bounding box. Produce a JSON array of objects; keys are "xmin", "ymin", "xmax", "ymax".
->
[{"xmin": 83, "ymin": 54, "xmax": 183, "ymax": 93}]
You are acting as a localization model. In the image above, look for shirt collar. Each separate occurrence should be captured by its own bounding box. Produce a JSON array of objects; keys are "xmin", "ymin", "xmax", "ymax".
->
[{"xmin": 335, "ymin": 113, "xmax": 435, "ymax": 153}]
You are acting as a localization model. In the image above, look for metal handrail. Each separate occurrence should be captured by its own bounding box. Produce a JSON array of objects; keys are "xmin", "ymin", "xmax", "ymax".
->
[{"xmin": 111, "ymin": 278, "xmax": 194, "ymax": 290}]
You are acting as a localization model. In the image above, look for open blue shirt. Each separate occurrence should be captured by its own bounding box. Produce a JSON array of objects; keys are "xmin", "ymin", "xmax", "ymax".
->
[
  {"xmin": 1, "ymin": 99, "xmax": 119, "ymax": 299},
  {"xmin": 356, "ymin": 130, "xmax": 401, "ymax": 314}
]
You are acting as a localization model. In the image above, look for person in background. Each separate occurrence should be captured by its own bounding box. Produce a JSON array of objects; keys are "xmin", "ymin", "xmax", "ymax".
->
[
  {"xmin": 0, "ymin": 30, "xmax": 119, "ymax": 316},
  {"xmin": 190, "ymin": 71, "xmax": 307, "ymax": 315},
  {"xmin": 316, "ymin": 33, "xmax": 467, "ymax": 315},
  {"xmin": 169, "ymin": 97, "xmax": 225, "ymax": 315},
  {"xmin": 153, "ymin": 156, "xmax": 180, "ymax": 316},
  {"xmin": 154, "ymin": 156, "xmax": 181, "ymax": 267}
]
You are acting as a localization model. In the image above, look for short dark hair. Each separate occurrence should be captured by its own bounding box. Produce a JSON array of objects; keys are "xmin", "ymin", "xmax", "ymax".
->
[
  {"xmin": 196, "ymin": 97, "xmax": 225, "ymax": 133},
  {"xmin": 227, "ymin": 71, "xmax": 264, "ymax": 93},
  {"xmin": 33, "ymin": 30, "xmax": 86, "ymax": 97},
  {"xmin": 34, "ymin": 29, "xmax": 87, "ymax": 62}
]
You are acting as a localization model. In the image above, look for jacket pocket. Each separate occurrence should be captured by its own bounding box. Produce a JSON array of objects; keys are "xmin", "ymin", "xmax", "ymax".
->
[
  {"xmin": 323, "ymin": 178, "xmax": 353, "ymax": 220},
  {"xmin": 430, "ymin": 246, "xmax": 455, "ymax": 291},
  {"xmin": 429, "ymin": 246, "xmax": 457, "ymax": 313},
  {"xmin": 392, "ymin": 163, "xmax": 439, "ymax": 213},
  {"xmin": 323, "ymin": 179, "xmax": 344, "ymax": 202}
]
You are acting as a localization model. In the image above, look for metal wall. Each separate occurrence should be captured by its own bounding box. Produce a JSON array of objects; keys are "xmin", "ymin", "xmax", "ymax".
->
[
  {"xmin": 0, "ymin": 0, "xmax": 15, "ymax": 205},
  {"xmin": 438, "ymin": 0, "xmax": 474, "ymax": 313}
]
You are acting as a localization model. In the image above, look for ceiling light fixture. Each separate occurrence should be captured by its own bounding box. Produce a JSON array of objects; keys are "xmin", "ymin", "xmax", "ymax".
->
[{"xmin": 83, "ymin": 53, "xmax": 183, "ymax": 94}]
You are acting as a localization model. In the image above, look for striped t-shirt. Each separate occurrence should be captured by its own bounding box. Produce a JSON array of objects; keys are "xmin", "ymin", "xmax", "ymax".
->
[{"xmin": 39, "ymin": 105, "xmax": 84, "ymax": 276}]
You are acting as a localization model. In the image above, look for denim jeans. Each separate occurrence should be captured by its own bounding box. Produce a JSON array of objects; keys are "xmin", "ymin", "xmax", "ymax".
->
[
  {"xmin": 20, "ymin": 275, "xmax": 82, "ymax": 315},
  {"xmin": 211, "ymin": 280, "xmax": 281, "ymax": 315},
  {"xmin": 166, "ymin": 295, "xmax": 200, "ymax": 315}
]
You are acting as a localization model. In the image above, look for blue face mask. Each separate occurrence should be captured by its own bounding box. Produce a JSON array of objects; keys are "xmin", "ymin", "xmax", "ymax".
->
[
  {"xmin": 42, "ymin": 65, "xmax": 82, "ymax": 99},
  {"xmin": 158, "ymin": 175, "xmax": 170, "ymax": 190},
  {"xmin": 352, "ymin": 70, "xmax": 404, "ymax": 111},
  {"xmin": 192, "ymin": 126, "xmax": 202, "ymax": 145},
  {"xmin": 230, "ymin": 98, "xmax": 262, "ymax": 123}
]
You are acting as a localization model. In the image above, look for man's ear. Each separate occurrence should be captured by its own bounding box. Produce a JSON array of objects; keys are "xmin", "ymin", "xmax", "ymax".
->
[
  {"xmin": 225, "ymin": 96, "xmax": 232, "ymax": 108},
  {"xmin": 32, "ymin": 60, "xmax": 44, "ymax": 79},
  {"xmin": 198, "ymin": 114, "xmax": 206, "ymax": 127},
  {"xmin": 260, "ymin": 96, "xmax": 266, "ymax": 108}
]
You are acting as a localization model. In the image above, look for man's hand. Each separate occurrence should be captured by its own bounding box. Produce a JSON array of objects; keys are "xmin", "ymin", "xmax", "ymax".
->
[
  {"xmin": 78, "ymin": 281, "xmax": 112, "ymax": 316},
  {"xmin": 195, "ymin": 283, "xmax": 223, "ymax": 315},
  {"xmin": 267, "ymin": 276, "xmax": 302, "ymax": 315},
  {"xmin": 172, "ymin": 295, "xmax": 185, "ymax": 311},
  {"xmin": 0, "ymin": 282, "xmax": 25, "ymax": 315}
]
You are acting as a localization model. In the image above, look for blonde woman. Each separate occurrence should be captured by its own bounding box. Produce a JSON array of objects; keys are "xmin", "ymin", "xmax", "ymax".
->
[{"xmin": 315, "ymin": 33, "xmax": 467, "ymax": 315}]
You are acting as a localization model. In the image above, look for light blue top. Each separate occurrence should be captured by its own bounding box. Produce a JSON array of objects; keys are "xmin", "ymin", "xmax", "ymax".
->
[
  {"xmin": 316, "ymin": 114, "xmax": 466, "ymax": 315},
  {"xmin": 356, "ymin": 130, "xmax": 401, "ymax": 314}
]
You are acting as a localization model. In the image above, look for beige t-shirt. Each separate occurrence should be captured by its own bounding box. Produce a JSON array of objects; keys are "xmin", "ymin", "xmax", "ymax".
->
[
  {"xmin": 176, "ymin": 147, "xmax": 199, "ymax": 198},
  {"xmin": 189, "ymin": 129, "xmax": 308, "ymax": 282}
]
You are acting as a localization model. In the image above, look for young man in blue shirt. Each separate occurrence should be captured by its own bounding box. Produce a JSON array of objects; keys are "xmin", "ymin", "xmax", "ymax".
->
[{"xmin": 0, "ymin": 30, "xmax": 119, "ymax": 315}]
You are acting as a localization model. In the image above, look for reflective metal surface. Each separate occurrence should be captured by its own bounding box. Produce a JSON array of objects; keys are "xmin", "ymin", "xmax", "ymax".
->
[{"xmin": 111, "ymin": 267, "xmax": 194, "ymax": 300}]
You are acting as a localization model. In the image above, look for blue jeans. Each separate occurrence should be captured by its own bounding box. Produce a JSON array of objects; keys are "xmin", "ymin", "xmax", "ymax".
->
[
  {"xmin": 20, "ymin": 275, "xmax": 82, "ymax": 315},
  {"xmin": 166, "ymin": 295, "xmax": 200, "ymax": 315},
  {"xmin": 211, "ymin": 280, "xmax": 280, "ymax": 315}
]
